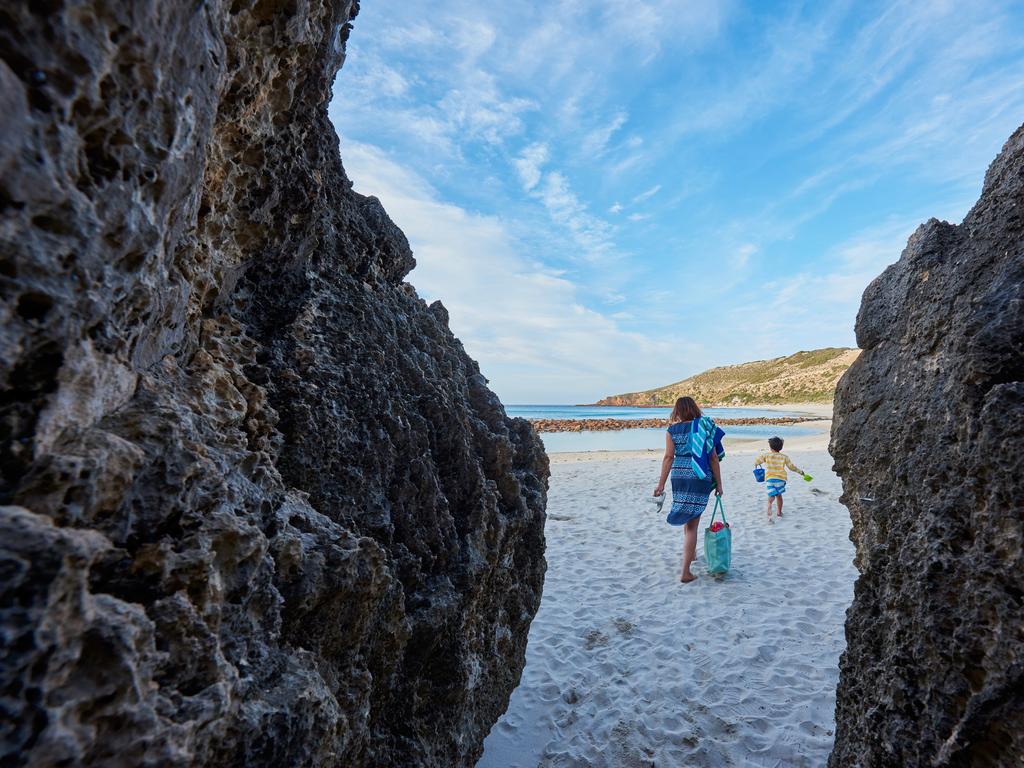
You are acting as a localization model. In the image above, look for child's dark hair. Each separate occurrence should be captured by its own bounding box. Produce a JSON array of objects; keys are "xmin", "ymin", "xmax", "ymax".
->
[{"xmin": 769, "ymin": 436, "xmax": 784, "ymax": 451}]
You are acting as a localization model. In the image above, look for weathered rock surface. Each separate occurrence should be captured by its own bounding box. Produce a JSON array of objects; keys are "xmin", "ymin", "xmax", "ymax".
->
[
  {"xmin": 0, "ymin": 2, "xmax": 548, "ymax": 766},
  {"xmin": 830, "ymin": 125, "xmax": 1024, "ymax": 767}
]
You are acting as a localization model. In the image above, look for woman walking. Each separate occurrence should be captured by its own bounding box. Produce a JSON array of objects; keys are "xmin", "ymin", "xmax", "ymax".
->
[{"xmin": 654, "ymin": 397, "xmax": 725, "ymax": 582}]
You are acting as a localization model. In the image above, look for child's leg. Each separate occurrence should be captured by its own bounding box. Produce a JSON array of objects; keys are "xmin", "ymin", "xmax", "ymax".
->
[
  {"xmin": 766, "ymin": 494, "xmax": 774, "ymax": 521},
  {"xmin": 777, "ymin": 495, "xmax": 784, "ymax": 516}
]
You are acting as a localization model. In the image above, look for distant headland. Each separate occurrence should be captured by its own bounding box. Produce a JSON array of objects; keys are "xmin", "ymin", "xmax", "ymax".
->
[{"xmin": 592, "ymin": 347, "xmax": 860, "ymax": 407}]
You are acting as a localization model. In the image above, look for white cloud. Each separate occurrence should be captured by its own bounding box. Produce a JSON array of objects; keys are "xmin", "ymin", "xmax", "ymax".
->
[
  {"xmin": 340, "ymin": 140, "xmax": 670, "ymax": 402},
  {"xmin": 534, "ymin": 171, "xmax": 619, "ymax": 262},
  {"xmin": 346, "ymin": 56, "xmax": 411, "ymax": 98},
  {"xmin": 734, "ymin": 243, "xmax": 758, "ymax": 269},
  {"xmin": 718, "ymin": 218, "xmax": 920, "ymax": 354},
  {"xmin": 631, "ymin": 184, "xmax": 662, "ymax": 204},
  {"xmin": 581, "ymin": 111, "xmax": 628, "ymax": 155},
  {"xmin": 514, "ymin": 143, "xmax": 549, "ymax": 191},
  {"xmin": 437, "ymin": 70, "xmax": 536, "ymax": 144},
  {"xmin": 608, "ymin": 202, "xmax": 623, "ymax": 214}
]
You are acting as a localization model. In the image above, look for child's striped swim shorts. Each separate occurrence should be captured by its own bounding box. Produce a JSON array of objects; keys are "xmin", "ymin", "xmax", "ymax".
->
[{"xmin": 766, "ymin": 479, "xmax": 787, "ymax": 497}]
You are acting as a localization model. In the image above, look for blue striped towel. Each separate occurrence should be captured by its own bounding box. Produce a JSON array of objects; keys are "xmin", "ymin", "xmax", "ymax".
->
[{"xmin": 689, "ymin": 415, "xmax": 726, "ymax": 480}]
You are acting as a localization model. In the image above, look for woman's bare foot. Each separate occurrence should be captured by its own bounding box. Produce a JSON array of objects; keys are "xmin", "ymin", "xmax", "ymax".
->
[{"xmin": 680, "ymin": 573, "xmax": 697, "ymax": 583}]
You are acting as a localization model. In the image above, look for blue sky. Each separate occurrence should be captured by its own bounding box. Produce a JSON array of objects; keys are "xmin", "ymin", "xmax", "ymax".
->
[{"xmin": 328, "ymin": 0, "xmax": 1024, "ymax": 403}]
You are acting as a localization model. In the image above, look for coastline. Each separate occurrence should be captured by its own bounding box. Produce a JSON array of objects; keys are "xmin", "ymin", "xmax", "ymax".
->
[
  {"xmin": 546, "ymin": 403, "xmax": 833, "ymax": 463},
  {"xmin": 531, "ymin": 415, "xmax": 819, "ymax": 433}
]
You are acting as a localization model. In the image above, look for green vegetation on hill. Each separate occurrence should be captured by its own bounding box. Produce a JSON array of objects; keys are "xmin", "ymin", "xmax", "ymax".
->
[{"xmin": 596, "ymin": 347, "xmax": 860, "ymax": 406}]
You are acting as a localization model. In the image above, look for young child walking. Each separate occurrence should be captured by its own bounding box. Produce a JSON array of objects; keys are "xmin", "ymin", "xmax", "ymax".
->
[{"xmin": 754, "ymin": 436, "xmax": 805, "ymax": 523}]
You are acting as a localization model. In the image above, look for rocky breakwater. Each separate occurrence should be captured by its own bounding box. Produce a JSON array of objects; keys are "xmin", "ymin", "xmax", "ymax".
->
[
  {"xmin": 531, "ymin": 416, "xmax": 819, "ymax": 432},
  {"xmin": 0, "ymin": 2, "xmax": 547, "ymax": 767},
  {"xmin": 830, "ymin": 125, "xmax": 1024, "ymax": 766}
]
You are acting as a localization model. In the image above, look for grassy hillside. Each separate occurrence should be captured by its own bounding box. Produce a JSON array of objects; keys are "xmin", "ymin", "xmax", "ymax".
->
[{"xmin": 596, "ymin": 348, "xmax": 860, "ymax": 406}]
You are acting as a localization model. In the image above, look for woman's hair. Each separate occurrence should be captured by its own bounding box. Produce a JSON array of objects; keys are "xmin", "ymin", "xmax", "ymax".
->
[{"xmin": 669, "ymin": 396, "xmax": 702, "ymax": 423}]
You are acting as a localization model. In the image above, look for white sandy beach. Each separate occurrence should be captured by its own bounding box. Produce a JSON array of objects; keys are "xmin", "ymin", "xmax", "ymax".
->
[{"xmin": 477, "ymin": 437, "xmax": 856, "ymax": 767}]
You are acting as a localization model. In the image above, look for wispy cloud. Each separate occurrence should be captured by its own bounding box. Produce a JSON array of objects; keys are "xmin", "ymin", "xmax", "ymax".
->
[
  {"xmin": 631, "ymin": 185, "xmax": 662, "ymax": 204},
  {"xmin": 514, "ymin": 143, "xmax": 548, "ymax": 191},
  {"xmin": 341, "ymin": 140, "xmax": 674, "ymax": 402},
  {"xmin": 581, "ymin": 111, "xmax": 628, "ymax": 156},
  {"xmin": 330, "ymin": 0, "xmax": 1024, "ymax": 400},
  {"xmin": 534, "ymin": 172, "xmax": 619, "ymax": 263}
]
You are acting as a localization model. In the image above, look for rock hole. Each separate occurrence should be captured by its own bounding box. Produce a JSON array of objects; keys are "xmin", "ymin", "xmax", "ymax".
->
[
  {"xmin": 118, "ymin": 250, "xmax": 146, "ymax": 272},
  {"xmin": 28, "ymin": 0, "xmax": 62, "ymax": 15},
  {"xmin": 108, "ymin": 25, "xmax": 129, "ymax": 45},
  {"xmin": 83, "ymin": 135, "xmax": 119, "ymax": 183},
  {"xmin": 0, "ymin": 182, "xmax": 23, "ymax": 214},
  {"xmin": 16, "ymin": 292, "xmax": 53, "ymax": 321},
  {"xmin": 27, "ymin": 87, "xmax": 52, "ymax": 113},
  {"xmin": 99, "ymin": 74, "xmax": 115, "ymax": 102},
  {"xmin": 9, "ymin": 341, "xmax": 63, "ymax": 395},
  {"xmin": 31, "ymin": 214, "xmax": 74, "ymax": 236}
]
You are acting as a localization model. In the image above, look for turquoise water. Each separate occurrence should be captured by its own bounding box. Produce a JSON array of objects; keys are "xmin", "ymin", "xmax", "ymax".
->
[
  {"xmin": 537, "ymin": 425, "xmax": 818, "ymax": 453},
  {"xmin": 506, "ymin": 404, "xmax": 804, "ymax": 420},
  {"xmin": 505, "ymin": 404, "xmax": 819, "ymax": 453}
]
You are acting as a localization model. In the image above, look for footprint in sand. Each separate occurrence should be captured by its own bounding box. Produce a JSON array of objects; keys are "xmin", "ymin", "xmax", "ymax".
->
[
  {"xmin": 583, "ymin": 629, "xmax": 610, "ymax": 650},
  {"xmin": 613, "ymin": 617, "xmax": 635, "ymax": 636}
]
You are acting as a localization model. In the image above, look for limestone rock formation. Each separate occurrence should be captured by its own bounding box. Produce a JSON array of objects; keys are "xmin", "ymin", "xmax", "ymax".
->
[
  {"xmin": 830, "ymin": 126, "xmax": 1024, "ymax": 766},
  {"xmin": 0, "ymin": 2, "xmax": 548, "ymax": 766}
]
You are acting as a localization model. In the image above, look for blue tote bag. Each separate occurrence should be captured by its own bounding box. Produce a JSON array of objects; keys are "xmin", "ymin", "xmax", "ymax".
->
[{"xmin": 704, "ymin": 497, "xmax": 732, "ymax": 574}]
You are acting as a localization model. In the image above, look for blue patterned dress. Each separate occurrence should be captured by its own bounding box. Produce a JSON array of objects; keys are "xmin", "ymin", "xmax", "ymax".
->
[{"xmin": 666, "ymin": 420, "xmax": 716, "ymax": 526}]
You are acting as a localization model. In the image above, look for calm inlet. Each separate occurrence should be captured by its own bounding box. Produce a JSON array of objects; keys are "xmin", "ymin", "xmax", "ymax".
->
[{"xmin": 506, "ymin": 406, "xmax": 821, "ymax": 453}]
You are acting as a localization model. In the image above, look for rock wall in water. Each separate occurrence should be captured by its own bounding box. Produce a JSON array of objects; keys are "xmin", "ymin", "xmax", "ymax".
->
[
  {"xmin": 0, "ymin": 2, "xmax": 548, "ymax": 765},
  {"xmin": 830, "ymin": 125, "xmax": 1024, "ymax": 767}
]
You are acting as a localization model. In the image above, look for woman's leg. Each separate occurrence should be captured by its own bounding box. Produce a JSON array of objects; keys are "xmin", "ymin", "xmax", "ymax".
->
[{"xmin": 681, "ymin": 517, "xmax": 700, "ymax": 582}]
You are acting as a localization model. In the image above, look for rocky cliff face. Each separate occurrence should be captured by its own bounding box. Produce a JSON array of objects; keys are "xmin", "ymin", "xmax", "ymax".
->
[
  {"xmin": 830, "ymin": 126, "xmax": 1023, "ymax": 766},
  {"xmin": 0, "ymin": 2, "xmax": 548, "ymax": 766}
]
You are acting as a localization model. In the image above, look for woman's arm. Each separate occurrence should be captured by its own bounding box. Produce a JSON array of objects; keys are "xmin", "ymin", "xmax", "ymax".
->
[
  {"xmin": 710, "ymin": 451, "xmax": 724, "ymax": 496},
  {"xmin": 655, "ymin": 432, "xmax": 673, "ymax": 495}
]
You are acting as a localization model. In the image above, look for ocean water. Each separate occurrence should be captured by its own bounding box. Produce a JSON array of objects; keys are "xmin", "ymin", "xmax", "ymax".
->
[
  {"xmin": 505, "ymin": 405, "xmax": 805, "ymax": 421},
  {"xmin": 504, "ymin": 404, "xmax": 819, "ymax": 453},
  {"xmin": 536, "ymin": 425, "xmax": 818, "ymax": 453}
]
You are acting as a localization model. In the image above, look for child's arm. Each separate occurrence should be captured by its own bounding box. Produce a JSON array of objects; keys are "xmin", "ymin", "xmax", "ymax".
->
[
  {"xmin": 786, "ymin": 456, "xmax": 802, "ymax": 474},
  {"xmin": 754, "ymin": 452, "xmax": 765, "ymax": 466}
]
